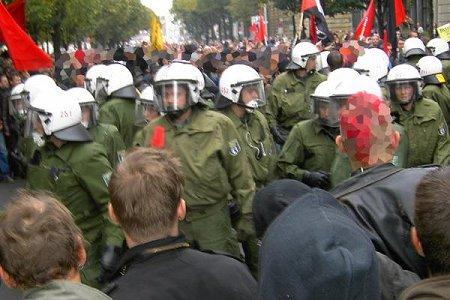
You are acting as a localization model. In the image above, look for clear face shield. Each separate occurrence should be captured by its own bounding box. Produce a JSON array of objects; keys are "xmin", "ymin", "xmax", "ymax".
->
[
  {"xmin": 135, "ymin": 99, "xmax": 159, "ymax": 126},
  {"xmin": 9, "ymin": 92, "xmax": 29, "ymax": 120},
  {"xmin": 237, "ymin": 79, "xmax": 266, "ymax": 113},
  {"xmin": 84, "ymin": 78, "xmax": 94, "ymax": 95},
  {"xmin": 79, "ymin": 102, "xmax": 99, "ymax": 128},
  {"xmin": 388, "ymin": 80, "xmax": 420, "ymax": 105},
  {"xmin": 24, "ymin": 108, "xmax": 50, "ymax": 146},
  {"xmin": 95, "ymin": 77, "xmax": 109, "ymax": 104},
  {"xmin": 154, "ymin": 81, "xmax": 194, "ymax": 113},
  {"xmin": 305, "ymin": 54, "xmax": 322, "ymax": 72},
  {"xmin": 314, "ymin": 95, "xmax": 349, "ymax": 128}
]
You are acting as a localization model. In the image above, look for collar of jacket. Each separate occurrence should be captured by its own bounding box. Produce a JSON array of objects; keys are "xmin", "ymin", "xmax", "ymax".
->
[
  {"xmin": 112, "ymin": 234, "xmax": 190, "ymax": 277},
  {"xmin": 391, "ymin": 98, "xmax": 437, "ymax": 123},
  {"xmin": 330, "ymin": 163, "xmax": 400, "ymax": 198},
  {"xmin": 162, "ymin": 106, "xmax": 215, "ymax": 134},
  {"xmin": 221, "ymin": 106, "xmax": 254, "ymax": 129}
]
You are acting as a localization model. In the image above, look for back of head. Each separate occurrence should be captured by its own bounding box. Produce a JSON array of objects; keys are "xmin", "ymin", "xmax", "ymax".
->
[
  {"xmin": 109, "ymin": 148, "xmax": 184, "ymax": 243},
  {"xmin": 0, "ymin": 191, "xmax": 83, "ymax": 289},
  {"xmin": 259, "ymin": 189, "xmax": 379, "ymax": 299},
  {"xmin": 415, "ymin": 167, "xmax": 450, "ymax": 275},
  {"xmin": 252, "ymin": 179, "xmax": 311, "ymax": 239},
  {"xmin": 339, "ymin": 92, "xmax": 397, "ymax": 167},
  {"xmin": 327, "ymin": 50, "xmax": 344, "ymax": 71}
]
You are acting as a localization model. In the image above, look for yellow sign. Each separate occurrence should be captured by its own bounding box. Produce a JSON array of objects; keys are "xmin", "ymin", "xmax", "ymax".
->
[
  {"xmin": 149, "ymin": 10, "xmax": 164, "ymax": 52},
  {"xmin": 437, "ymin": 23, "xmax": 450, "ymax": 42}
]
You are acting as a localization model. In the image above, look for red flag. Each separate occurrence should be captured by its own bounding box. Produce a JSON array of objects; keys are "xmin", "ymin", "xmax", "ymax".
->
[
  {"xmin": 0, "ymin": 2, "xmax": 52, "ymax": 71},
  {"xmin": 6, "ymin": 0, "xmax": 25, "ymax": 30},
  {"xmin": 301, "ymin": 0, "xmax": 320, "ymax": 13},
  {"xmin": 255, "ymin": 14, "xmax": 266, "ymax": 43},
  {"xmin": 353, "ymin": 0, "xmax": 376, "ymax": 40},
  {"xmin": 394, "ymin": 0, "xmax": 406, "ymax": 27},
  {"xmin": 150, "ymin": 126, "xmax": 165, "ymax": 149},
  {"xmin": 309, "ymin": 15, "xmax": 317, "ymax": 44}
]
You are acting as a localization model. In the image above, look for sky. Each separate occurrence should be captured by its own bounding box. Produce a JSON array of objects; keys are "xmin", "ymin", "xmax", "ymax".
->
[{"xmin": 140, "ymin": 0, "xmax": 173, "ymax": 17}]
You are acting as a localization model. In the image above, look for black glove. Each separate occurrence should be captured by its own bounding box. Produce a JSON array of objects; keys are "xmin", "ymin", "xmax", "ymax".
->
[
  {"xmin": 99, "ymin": 245, "xmax": 123, "ymax": 284},
  {"xmin": 302, "ymin": 171, "xmax": 330, "ymax": 189},
  {"xmin": 270, "ymin": 125, "xmax": 288, "ymax": 146}
]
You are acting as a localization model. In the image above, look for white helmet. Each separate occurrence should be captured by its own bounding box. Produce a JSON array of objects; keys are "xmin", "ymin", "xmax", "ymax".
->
[
  {"xmin": 332, "ymin": 75, "xmax": 382, "ymax": 99},
  {"xmin": 85, "ymin": 64, "xmax": 108, "ymax": 95},
  {"xmin": 320, "ymin": 51, "xmax": 330, "ymax": 72},
  {"xmin": 23, "ymin": 74, "xmax": 57, "ymax": 104},
  {"xmin": 311, "ymin": 80, "xmax": 341, "ymax": 127},
  {"xmin": 403, "ymin": 37, "xmax": 426, "ymax": 58},
  {"xmin": 153, "ymin": 61, "xmax": 205, "ymax": 114},
  {"xmin": 25, "ymin": 90, "xmax": 91, "ymax": 142},
  {"xmin": 67, "ymin": 87, "xmax": 99, "ymax": 128},
  {"xmin": 327, "ymin": 68, "xmax": 360, "ymax": 85},
  {"xmin": 365, "ymin": 48, "xmax": 390, "ymax": 68},
  {"xmin": 353, "ymin": 54, "xmax": 388, "ymax": 82},
  {"xmin": 426, "ymin": 38, "xmax": 450, "ymax": 58},
  {"xmin": 386, "ymin": 64, "xmax": 422, "ymax": 104},
  {"xmin": 287, "ymin": 42, "xmax": 321, "ymax": 70},
  {"xmin": 416, "ymin": 56, "xmax": 446, "ymax": 85},
  {"xmin": 9, "ymin": 83, "xmax": 27, "ymax": 117},
  {"xmin": 135, "ymin": 85, "xmax": 158, "ymax": 126},
  {"xmin": 219, "ymin": 64, "xmax": 265, "ymax": 112},
  {"xmin": 103, "ymin": 63, "xmax": 137, "ymax": 99}
]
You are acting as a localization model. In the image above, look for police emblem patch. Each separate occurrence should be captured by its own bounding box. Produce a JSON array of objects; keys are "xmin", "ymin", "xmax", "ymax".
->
[
  {"xmin": 439, "ymin": 126, "xmax": 447, "ymax": 136},
  {"xmin": 229, "ymin": 139, "xmax": 241, "ymax": 156},
  {"xmin": 102, "ymin": 171, "xmax": 112, "ymax": 187}
]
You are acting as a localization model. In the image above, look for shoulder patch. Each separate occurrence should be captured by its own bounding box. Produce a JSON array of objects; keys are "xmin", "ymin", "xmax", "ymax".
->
[
  {"xmin": 439, "ymin": 126, "xmax": 447, "ymax": 136},
  {"xmin": 229, "ymin": 139, "xmax": 241, "ymax": 156},
  {"xmin": 102, "ymin": 171, "xmax": 112, "ymax": 187}
]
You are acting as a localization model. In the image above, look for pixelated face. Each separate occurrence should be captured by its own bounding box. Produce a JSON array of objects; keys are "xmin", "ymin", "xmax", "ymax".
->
[{"xmin": 394, "ymin": 83, "xmax": 414, "ymax": 103}]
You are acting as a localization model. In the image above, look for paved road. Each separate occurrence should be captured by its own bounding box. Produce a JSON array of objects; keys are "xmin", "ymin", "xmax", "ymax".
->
[{"xmin": 0, "ymin": 180, "xmax": 25, "ymax": 299}]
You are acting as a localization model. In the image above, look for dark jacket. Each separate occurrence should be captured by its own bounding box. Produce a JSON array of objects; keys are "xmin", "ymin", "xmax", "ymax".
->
[
  {"xmin": 106, "ymin": 235, "xmax": 257, "ymax": 300},
  {"xmin": 399, "ymin": 275, "xmax": 450, "ymax": 299},
  {"xmin": 331, "ymin": 163, "xmax": 436, "ymax": 278}
]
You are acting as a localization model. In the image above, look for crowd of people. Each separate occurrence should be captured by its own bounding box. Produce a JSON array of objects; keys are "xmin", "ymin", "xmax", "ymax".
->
[{"xmin": 1, "ymin": 26, "xmax": 450, "ymax": 299}]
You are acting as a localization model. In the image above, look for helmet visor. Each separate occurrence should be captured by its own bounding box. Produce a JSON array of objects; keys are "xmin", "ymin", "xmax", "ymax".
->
[
  {"xmin": 312, "ymin": 96, "xmax": 345, "ymax": 128},
  {"xmin": 387, "ymin": 80, "xmax": 420, "ymax": 104},
  {"xmin": 135, "ymin": 99, "xmax": 158, "ymax": 126},
  {"xmin": 237, "ymin": 80, "xmax": 266, "ymax": 111},
  {"xmin": 80, "ymin": 102, "xmax": 99, "ymax": 128},
  {"xmin": 154, "ymin": 81, "xmax": 194, "ymax": 113},
  {"xmin": 24, "ymin": 108, "xmax": 50, "ymax": 139},
  {"xmin": 95, "ymin": 77, "xmax": 109, "ymax": 104},
  {"xmin": 9, "ymin": 92, "xmax": 28, "ymax": 118}
]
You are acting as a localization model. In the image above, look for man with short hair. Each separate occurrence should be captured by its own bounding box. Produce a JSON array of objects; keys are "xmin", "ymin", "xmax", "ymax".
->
[
  {"xmin": 400, "ymin": 167, "xmax": 450, "ymax": 299},
  {"xmin": 106, "ymin": 147, "xmax": 257, "ymax": 299},
  {"xmin": 326, "ymin": 50, "xmax": 344, "ymax": 71},
  {"xmin": 0, "ymin": 191, "xmax": 111, "ymax": 299}
]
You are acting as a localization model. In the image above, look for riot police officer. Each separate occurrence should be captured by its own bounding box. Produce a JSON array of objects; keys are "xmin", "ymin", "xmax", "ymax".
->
[
  {"xmin": 416, "ymin": 55, "xmax": 450, "ymax": 126},
  {"xmin": 386, "ymin": 64, "xmax": 450, "ymax": 166},
  {"xmin": 134, "ymin": 61, "xmax": 255, "ymax": 258},
  {"xmin": 25, "ymin": 89, "xmax": 124, "ymax": 287},
  {"xmin": 426, "ymin": 38, "xmax": 450, "ymax": 90},
  {"xmin": 266, "ymin": 42, "xmax": 326, "ymax": 145},
  {"xmin": 67, "ymin": 87, "xmax": 126, "ymax": 168}
]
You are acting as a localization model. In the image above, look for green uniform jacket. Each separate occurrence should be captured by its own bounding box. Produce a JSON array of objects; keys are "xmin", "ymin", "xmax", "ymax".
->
[
  {"xmin": 220, "ymin": 107, "xmax": 277, "ymax": 188},
  {"xmin": 134, "ymin": 107, "xmax": 256, "ymax": 220},
  {"xmin": 441, "ymin": 59, "xmax": 450, "ymax": 90},
  {"xmin": 391, "ymin": 98, "xmax": 450, "ymax": 167},
  {"xmin": 422, "ymin": 84, "xmax": 450, "ymax": 127},
  {"xmin": 277, "ymin": 118, "xmax": 336, "ymax": 181},
  {"xmin": 99, "ymin": 98, "xmax": 139, "ymax": 149},
  {"xmin": 266, "ymin": 70, "xmax": 326, "ymax": 131},
  {"xmin": 330, "ymin": 123, "xmax": 410, "ymax": 188},
  {"xmin": 89, "ymin": 123, "xmax": 126, "ymax": 168},
  {"xmin": 24, "ymin": 280, "xmax": 111, "ymax": 300}
]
